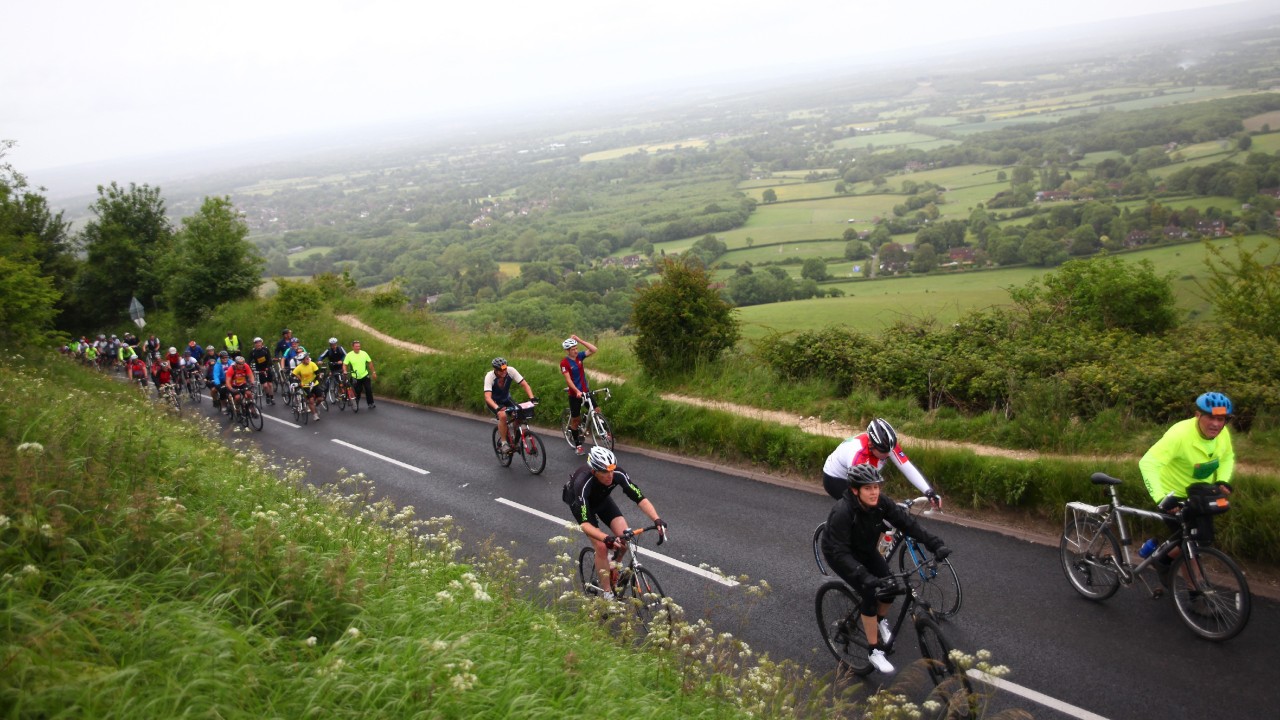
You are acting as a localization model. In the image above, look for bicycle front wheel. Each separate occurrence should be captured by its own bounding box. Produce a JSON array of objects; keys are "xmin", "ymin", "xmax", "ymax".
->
[
  {"xmin": 492, "ymin": 427, "xmax": 513, "ymax": 467},
  {"xmin": 590, "ymin": 412, "xmax": 615, "ymax": 451},
  {"xmin": 916, "ymin": 614, "xmax": 977, "ymax": 718},
  {"xmin": 619, "ymin": 567, "xmax": 665, "ymax": 623},
  {"xmin": 815, "ymin": 581, "xmax": 873, "ymax": 676},
  {"xmin": 521, "ymin": 432, "xmax": 546, "ymax": 474},
  {"xmin": 1059, "ymin": 514, "xmax": 1121, "ymax": 600},
  {"xmin": 812, "ymin": 522, "xmax": 830, "ymax": 576},
  {"xmin": 898, "ymin": 540, "xmax": 963, "ymax": 618},
  {"xmin": 1171, "ymin": 546, "xmax": 1251, "ymax": 642},
  {"xmin": 246, "ymin": 402, "xmax": 264, "ymax": 431}
]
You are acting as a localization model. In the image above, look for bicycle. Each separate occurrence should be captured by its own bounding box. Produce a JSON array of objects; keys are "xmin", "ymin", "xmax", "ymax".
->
[
  {"xmin": 812, "ymin": 496, "xmax": 962, "ymax": 618},
  {"xmin": 291, "ymin": 383, "xmax": 317, "ymax": 426},
  {"xmin": 559, "ymin": 387, "xmax": 614, "ymax": 451},
  {"xmin": 330, "ymin": 371, "xmax": 359, "ymax": 412},
  {"xmin": 816, "ymin": 560, "xmax": 975, "ymax": 717},
  {"xmin": 491, "ymin": 400, "xmax": 546, "ymax": 474},
  {"xmin": 576, "ymin": 524, "xmax": 666, "ymax": 623},
  {"xmin": 183, "ymin": 367, "xmax": 203, "ymax": 404},
  {"xmin": 228, "ymin": 388, "xmax": 264, "ymax": 431},
  {"xmin": 156, "ymin": 382, "xmax": 181, "ymax": 414},
  {"xmin": 1060, "ymin": 472, "xmax": 1250, "ymax": 642}
]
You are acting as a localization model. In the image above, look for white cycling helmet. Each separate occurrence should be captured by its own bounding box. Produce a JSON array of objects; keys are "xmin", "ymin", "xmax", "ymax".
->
[
  {"xmin": 562, "ymin": 337, "xmax": 579, "ymax": 350},
  {"xmin": 168, "ymin": 347, "xmax": 177, "ymax": 353},
  {"xmin": 253, "ymin": 337, "xmax": 263, "ymax": 343},
  {"xmin": 587, "ymin": 446, "xmax": 617, "ymax": 472},
  {"xmin": 328, "ymin": 337, "xmax": 339, "ymax": 344}
]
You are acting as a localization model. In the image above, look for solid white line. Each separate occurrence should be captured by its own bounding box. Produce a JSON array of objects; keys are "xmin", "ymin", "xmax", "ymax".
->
[
  {"xmin": 494, "ymin": 497, "xmax": 739, "ymax": 587},
  {"xmin": 967, "ymin": 670, "xmax": 1110, "ymax": 720},
  {"xmin": 330, "ymin": 438, "xmax": 430, "ymax": 475}
]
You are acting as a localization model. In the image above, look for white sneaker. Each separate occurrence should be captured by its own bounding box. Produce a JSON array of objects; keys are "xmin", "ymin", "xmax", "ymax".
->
[
  {"xmin": 500, "ymin": 440, "xmax": 511, "ymax": 453},
  {"xmin": 878, "ymin": 618, "xmax": 893, "ymax": 645},
  {"xmin": 868, "ymin": 648, "xmax": 895, "ymax": 674}
]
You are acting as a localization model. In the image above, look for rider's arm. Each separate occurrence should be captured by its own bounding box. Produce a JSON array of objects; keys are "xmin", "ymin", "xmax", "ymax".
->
[
  {"xmin": 579, "ymin": 521, "xmax": 610, "ymax": 544},
  {"xmin": 822, "ymin": 502, "xmax": 872, "ymax": 589},
  {"xmin": 576, "ymin": 336, "xmax": 598, "ymax": 357},
  {"xmin": 519, "ymin": 379, "xmax": 534, "ymax": 399},
  {"xmin": 1217, "ymin": 428, "xmax": 1235, "ymax": 490},
  {"xmin": 484, "ymin": 390, "xmax": 497, "ymax": 411},
  {"xmin": 636, "ymin": 497, "xmax": 660, "ymax": 525},
  {"xmin": 886, "ymin": 447, "xmax": 932, "ymax": 496},
  {"xmin": 884, "ymin": 499, "xmax": 944, "ymax": 552}
]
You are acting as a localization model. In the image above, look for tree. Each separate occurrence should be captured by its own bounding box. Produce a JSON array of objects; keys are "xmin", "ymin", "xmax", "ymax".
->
[
  {"xmin": 1010, "ymin": 255, "xmax": 1177, "ymax": 334},
  {"xmin": 631, "ymin": 257, "xmax": 739, "ymax": 375},
  {"xmin": 801, "ymin": 257, "xmax": 830, "ymax": 281},
  {"xmin": 761, "ymin": 188, "xmax": 777, "ymax": 203},
  {"xmin": 165, "ymin": 196, "xmax": 264, "ymax": 324},
  {"xmin": 0, "ymin": 183, "xmax": 61, "ymax": 345},
  {"xmin": 910, "ymin": 243, "xmax": 938, "ymax": 274},
  {"xmin": 1200, "ymin": 237, "xmax": 1280, "ymax": 340},
  {"xmin": 72, "ymin": 182, "xmax": 174, "ymax": 327}
]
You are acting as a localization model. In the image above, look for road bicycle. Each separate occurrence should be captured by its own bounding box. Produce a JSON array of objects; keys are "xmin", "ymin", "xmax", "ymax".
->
[
  {"xmin": 576, "ymin": 524, "xmax": 666, "ymax": 623},
  {"xmin": 559, "ymin": 387, "xmax": 614, "ymax": 452},
  {"xmin": 183, "ymin": 367, "xmax": 203, "ymax": 404},
  {"xmin": 329, "ymin": 371, "xmax": 360, "ymax": 412},
  {"xmin": 156, "ymin": 382, "xmax": 181, "ymax": 414},
  {"xmin": 227, "ymin": 388, "xmax": 264, "ymax": 431},
  {"xmin": 812, "ymin": 496, "xmax": 962, "ymax": 618},
  {"xmin": 491, "ymin": 400, "xmax": 546, "ymax": 474},
  {"xmin": 816, "ymin": 559, "xmax": 975, "ymax": 717},
  {"xmin": 291, "ymin": 383, "xmax": 320, "ymax": 426},
  {"xmin": 1060, "ymin": 472, "xmax": 1250, "ymax": 641}
]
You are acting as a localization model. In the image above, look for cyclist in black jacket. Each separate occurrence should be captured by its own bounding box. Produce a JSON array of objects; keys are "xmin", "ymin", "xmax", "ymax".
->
[
  {"xmin": 247, "ymin": 337, "xmax": 276, "ymax": 405},
  {"xmin": 564, "ymin": 446, "xmax": 667, "ymax": 600},
  {"xmin": 821, "ymin": 464, "xmax": 950, "ymax": 674}
]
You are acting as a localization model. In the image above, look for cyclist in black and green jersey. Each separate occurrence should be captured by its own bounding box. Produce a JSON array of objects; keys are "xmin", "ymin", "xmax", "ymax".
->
[{"xmin": 563, "ymin": 447, "xmax": 667, "ymax": 600}]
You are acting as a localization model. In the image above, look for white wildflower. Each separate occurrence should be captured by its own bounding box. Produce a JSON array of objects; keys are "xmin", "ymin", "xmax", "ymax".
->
[
  {"xmin": 16, "ymin": 442, "xmax": 45, "ymax": 456},
  {"xmin": 305, "ymin": 636, "xmax": 317, "ymax": 647}
]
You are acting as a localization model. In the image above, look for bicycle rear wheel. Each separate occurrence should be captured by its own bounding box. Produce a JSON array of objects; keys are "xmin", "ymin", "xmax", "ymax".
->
[
  {"xmin": 812, "ymin": 522, "xmax": 830, "ymax": 576},
  {"xmin": 559, "ymin": 408, "xmax": 576, "ymax": 447},
  {"xmin": 916, "ymin": 614, "xmax": 977, "ymax": 718},
  {"xmin": 521, "ymin": 431, "xmax": 546, "ymax": 474},
  {"xmin": 492, "ymin": 427, "xmax": 513, "ymax": 467},
  {"xmin": 815, "ymin": 581, "xmax": 873, "ymax": 676},
  {"xmin": 576, "ymin": 547, "xmax": 599, "ymax": 595},
  {"xmin": 1059, "ymin": 515, "xmax": 1122, "ymax": 600},
  {"xmin": 1170, "ymin": 546, "xmax": 1251, "ymax": 642},
  {"xmin": 898, "ymin": 540, "xmax": 963, "ymax": 618}
]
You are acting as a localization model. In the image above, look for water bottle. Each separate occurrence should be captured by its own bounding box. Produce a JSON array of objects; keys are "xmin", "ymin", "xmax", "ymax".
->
[{"xmin": 1139, "ymin": 538, "xmax": 1158, "ymax": 559}]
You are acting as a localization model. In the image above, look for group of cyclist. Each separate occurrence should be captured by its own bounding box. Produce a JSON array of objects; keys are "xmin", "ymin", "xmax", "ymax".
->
[
  {"xmin": 66, "ymin": 328, "xmax": 378, "ymax": 424},
  {"xmin": 813, "ymin": 391, "xmax": 1239, "ymax": 673}
]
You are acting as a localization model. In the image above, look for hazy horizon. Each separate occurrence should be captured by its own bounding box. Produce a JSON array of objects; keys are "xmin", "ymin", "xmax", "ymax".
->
[{"xmin": 4, "ymin": 0, "xmax": 1272, "ymax": 201}]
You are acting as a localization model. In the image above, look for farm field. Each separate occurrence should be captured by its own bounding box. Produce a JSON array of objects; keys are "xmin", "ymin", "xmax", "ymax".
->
[
  {"xmin": 731, "ymin": 235, "xmax": 1280, "ymax": 338},
  {"xmin": 1249, "ymin": 131, "xmax": 1280, "ymax": 153},
  {"xmin": 578, "ymin": 137, "xmax": 708, "ymax": 162},
  {"xmin": 287, "ymin": 245, "xmax": 333, "ymax": 261},
  {"xmin": 743, "ymin": 181, "xmax": 842, "ymax": 202},
  {"xmin": 833, "ymin": 131, "xmax": 941, "ymax": 150},
  {"xmin": 1243, "ymin": 111, "xmax": 1280, "ymax": 132},
  {"xmin": 717, "ymin": 240, "xmax": 848, "ymax": 265},
  {"xmin": 1113, "ymin": 195, "xmax": 1240, "ymax": 213}
]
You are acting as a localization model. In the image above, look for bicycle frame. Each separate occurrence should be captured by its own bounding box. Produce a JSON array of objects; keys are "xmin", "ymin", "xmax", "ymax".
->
[
  {"xmin": 579, "ymin": 524, "xmax": 662, "ymax": 595},
  {"xmin": 583, "ymin": 388, "xmax": 611, "ymax": 436},
  {"xmin": 1063, "ymin": 486, "xmax": 1187, "ymax": 586}
]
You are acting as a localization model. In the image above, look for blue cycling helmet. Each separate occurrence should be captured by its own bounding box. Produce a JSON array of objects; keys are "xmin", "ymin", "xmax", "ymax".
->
[{"xmin": 1196, "ymin": 392, "xmax": 1233, "ymax": 416}]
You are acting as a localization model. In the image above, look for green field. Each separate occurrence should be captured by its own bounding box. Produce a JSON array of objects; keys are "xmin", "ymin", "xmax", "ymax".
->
[
  {"xmin": 833, "ymin": 131, "xmax": 942, "ymax": 150},
  {"xmin": 717, "ymin": 240, "xmax": 848, "ymax": 265},
  {"xmin": 733, "ymin": 236, "xmax": 1280, "ymax": 338},
  {"xmin": 1249, "ymin": 131, "xmax": 1280, "ymax": 153},
  {"xmin": 1114, "ymin": 195, "xmax": 1240, "ymax": 213},
  {"xmin": 745, "ymin": 181, "xmax": 843, "ymax": 202},
  {"xmin": 287, "ymin": 245, "xmax": 333, "ymax": 261},
  {"xmin": 578, "ymin": 137, "xmax": 708, "ymax": 162}
]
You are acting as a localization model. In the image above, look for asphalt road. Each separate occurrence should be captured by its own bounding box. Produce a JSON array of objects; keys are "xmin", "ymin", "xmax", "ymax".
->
[{"xmin": 187, "ymin": 391, "xmax": 1276, "ymax": 720}]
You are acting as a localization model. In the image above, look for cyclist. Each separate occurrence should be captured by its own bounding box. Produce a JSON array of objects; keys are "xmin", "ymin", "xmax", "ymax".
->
[
  {"xmin": 142, "ymin": 334, "xmax": 162, "ymax": 361},
  {"xmin": 291, "ymin": 351, "xmax": 324, "ymax": 422},
  {"xmin": 118, "ymin": 340, "xmax": 138, "ymax": 365},
  {"xmin": 560, "ymin": 334, "xmax": 599, "ymax": 455},
  {"xmin": 821, "ymin": 464, "xmax": 950, "ymax": 674},
  {"xmin": 279, "ymin": 338, "xmax": 307, "ymax": 375},
  {"xmin": 484, "ymin": 357, "xmax": 536, "ymax": 454},
  {"xmin": 125, "ymin": 353, "xmax": 149, "ymax": 391},
  {"xmin": 187, "ymin": 340, "xmax": 204, "ymax": 363},
  {"xmin": 1140, "ymin": 392, "xmax": 1236, "ymax": 584},
  {"xmin": 225, "ymin": 355, "xmax": 255, "ymax": 413},
  {"xmin": 164, "ymin": 346, "xmax": 182, "ymax": 372},
  {"xmin": 224, "ymin": 331, "xmax": 240, "ymax": 355},
  {"xmin": 149, "ymin": 354, "xmax": 173, "ymax": 397},
  {"xmin": 317, "ymin": 337, "xmax": 348, "ymax": 399},
  {"xmin": 822, "ymin": 418, "xmax": 942, "ymax": 509},
  {"xmin": 564, "ymin": 446, "xmax": 667, "ymax": 600},
  {"xmin": 344, "ymin": 340, "xmax": 376, "ymax": 408},
  {"xmin": 248, "ymin": 337, "xmax": 277, "ymax": 405},
  {"xmin": 274, "ymin": 328, "xmax": 294, "ymax": 360},
  {"xmin": 210, "ymin": 351, "xmax": 234, "ymax": 410}
]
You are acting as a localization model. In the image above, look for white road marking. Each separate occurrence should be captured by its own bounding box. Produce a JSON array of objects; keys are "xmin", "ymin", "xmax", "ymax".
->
[
  {"xmin": 968, "ymin": 670, "xmax": 1110, "ymax": 720},
  {"xmin": 495, "ymin": 497, "xmax": 739, "ymax": 587},
  {"xmin": 330, "ymin": 438, "xmax": 430, "ymax": 475}
]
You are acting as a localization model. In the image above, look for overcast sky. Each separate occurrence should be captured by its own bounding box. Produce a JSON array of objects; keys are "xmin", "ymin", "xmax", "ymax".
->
[{"xmin": 0, "ymin": 0, "xmax": 1256, "ymax": 176}]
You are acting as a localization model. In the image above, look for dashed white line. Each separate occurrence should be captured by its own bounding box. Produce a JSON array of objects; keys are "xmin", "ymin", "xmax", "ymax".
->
[
  {"xmin": 967, "ymin": 670, "xmax": 1110, "ymax": 720},
  {"xmin": 495, "ymin": 497, "xmax": 739, "ymax": 587},
  {"xmin": 330, "ymin": 438, "xmax": 430, "ymax": 475}
]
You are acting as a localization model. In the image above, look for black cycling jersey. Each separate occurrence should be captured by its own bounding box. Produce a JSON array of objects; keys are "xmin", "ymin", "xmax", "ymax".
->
[
  {"xmin": 249, "ymin": 347, "xmax": 274, "ymax": 371},
  {"xmin": 821, "ymin": 492, "xmax": 941, "ymax": 591},
  {"xmin": 563, "ymin": 465, "xmax": 645, "ymax": 525},
  {"xmin": 318, "ymin": 345, "xmax": 347, "ymax": 371}
]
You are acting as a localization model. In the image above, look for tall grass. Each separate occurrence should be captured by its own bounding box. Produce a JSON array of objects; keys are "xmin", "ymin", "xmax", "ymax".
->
[{"xmin": 3, "ymin": 354, "xmax": 1023, "ymax": 718}]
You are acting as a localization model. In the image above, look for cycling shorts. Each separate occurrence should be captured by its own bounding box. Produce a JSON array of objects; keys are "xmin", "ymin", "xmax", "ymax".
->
[
  {"xmin": 568, "ymin": 393, "xmax": 584, "ymax": 418},
  {"xmin": 573, "ymin": 496, "xmax": 623, "ymax": 530}
]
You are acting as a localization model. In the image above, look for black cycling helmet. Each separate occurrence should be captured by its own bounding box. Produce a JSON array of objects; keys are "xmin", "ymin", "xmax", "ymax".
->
[
  {"xmin": 491, "ymin": 357, "xmax": 507, "ymax": 369},
  {"xmin": 867, "ymin": 418, "xmax": 898, "ymax": 453},
  {"xmin": 847, "ymin": 463, "xmax": 884, "ymax": 486},
  {"xmin": 1196, "ymin": 391, "xmax": 1233, "ymax": 416},
  {"xmin": 218, "ymin": 350, "xmax": 229, "ymax": 358}
]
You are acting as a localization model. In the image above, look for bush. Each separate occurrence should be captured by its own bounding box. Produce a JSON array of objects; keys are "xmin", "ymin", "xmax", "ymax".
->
[{"xmin": 631, "ymin": 258, "xmax": 739, "ymax": 376}]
